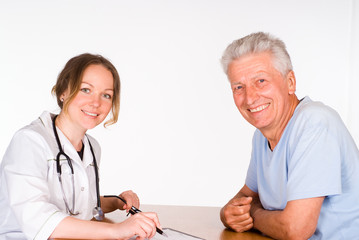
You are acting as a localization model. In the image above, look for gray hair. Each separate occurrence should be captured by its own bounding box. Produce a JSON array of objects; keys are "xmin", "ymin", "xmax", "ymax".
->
[{"xmin": 221, "ymin": 32, "xmax": 293, "ymax": 77}]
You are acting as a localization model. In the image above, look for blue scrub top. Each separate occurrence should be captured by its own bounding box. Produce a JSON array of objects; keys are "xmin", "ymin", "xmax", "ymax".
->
[{"xmin": 246, "ymin": 97, "xmax": 359, "ymax": 239}]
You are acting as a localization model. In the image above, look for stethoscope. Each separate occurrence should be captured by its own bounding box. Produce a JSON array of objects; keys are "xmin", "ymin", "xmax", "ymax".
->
[{"xmin": 52, "ymin": 115, "xmax": 104, "ymax": 221}]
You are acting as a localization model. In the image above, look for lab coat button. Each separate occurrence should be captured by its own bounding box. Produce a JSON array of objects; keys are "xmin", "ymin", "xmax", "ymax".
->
[{"xmin": 81, "ymin": 187, "xmax": 85, "ymax": 191}]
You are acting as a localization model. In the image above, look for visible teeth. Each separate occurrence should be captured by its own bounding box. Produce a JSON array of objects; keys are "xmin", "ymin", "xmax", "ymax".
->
[
  {"xmin": 83, "ymin": 111, "xmax": 98, "ymax": 116},
  {"xmin": 249, "ymin": 104, "xmax": 269, "ymax": 113}
]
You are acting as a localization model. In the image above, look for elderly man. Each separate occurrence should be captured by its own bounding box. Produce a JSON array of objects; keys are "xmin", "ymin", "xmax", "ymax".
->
[{"xmin": 220, "ymin": 32, "xmax": 359, "ymax": 239}]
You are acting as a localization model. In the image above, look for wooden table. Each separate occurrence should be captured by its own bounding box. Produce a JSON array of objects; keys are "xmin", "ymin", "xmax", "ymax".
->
[{"xmin": 102, "ymin": 205, "xmax": 272, "ymax": 240}]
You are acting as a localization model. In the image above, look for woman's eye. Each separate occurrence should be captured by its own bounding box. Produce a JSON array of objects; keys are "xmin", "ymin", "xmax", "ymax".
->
[
  {"xmin": 81, "ymin": 88, "xmax": 90, "ymax": 94},
  {"xmin": 103, "ymin": 94, "xmax": 112, "ymax": 99}
]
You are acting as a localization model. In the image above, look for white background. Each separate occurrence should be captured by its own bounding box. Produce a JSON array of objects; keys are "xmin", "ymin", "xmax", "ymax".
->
[{"xmin": 1, "ymin": 0, "xmax": 358, "ymax": 207}]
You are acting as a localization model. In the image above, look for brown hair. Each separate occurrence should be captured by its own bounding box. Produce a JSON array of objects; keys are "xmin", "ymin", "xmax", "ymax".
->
[{"xmin": 52, "ymin": 53, "xmax": 121, "ymax": 127}]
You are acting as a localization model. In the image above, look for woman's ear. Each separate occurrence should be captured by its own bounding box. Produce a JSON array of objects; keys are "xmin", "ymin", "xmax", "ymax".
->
[{"xmin": 60, "ymin": 89, "xmax": 70, "ymax": 102}]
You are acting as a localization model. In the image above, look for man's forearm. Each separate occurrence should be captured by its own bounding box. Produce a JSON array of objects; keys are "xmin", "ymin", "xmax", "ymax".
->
[
  {"xmin": 250, "ymin": 197, "xmax": 318, "ymax": 240},
  {"xmin": 250, "ymin": 202, "xmax": 290, "ymax": 240}
]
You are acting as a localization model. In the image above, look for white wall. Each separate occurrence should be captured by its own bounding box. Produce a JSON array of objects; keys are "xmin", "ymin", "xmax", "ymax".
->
[{"xmin": 0, "ymin": 0, "xmax": 357, "ymax": 207}]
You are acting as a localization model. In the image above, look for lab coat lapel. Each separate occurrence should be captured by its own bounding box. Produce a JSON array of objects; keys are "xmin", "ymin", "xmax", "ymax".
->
[
  {"xmin": 51, "ymin": 124, "xmax": 82, "ymax": 164},
  {"xmin": 82, "ymin": 137, "xmax": 95, "ymax": 168},
  {"xmin": 61, "ymin": 136, "xmax": 82, "ymax": 164}
]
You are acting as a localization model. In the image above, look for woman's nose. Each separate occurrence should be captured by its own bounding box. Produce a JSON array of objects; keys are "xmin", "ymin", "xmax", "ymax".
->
[{"xmin": 90, "ymin": 94, "xmax": 101, "ymax": 107}]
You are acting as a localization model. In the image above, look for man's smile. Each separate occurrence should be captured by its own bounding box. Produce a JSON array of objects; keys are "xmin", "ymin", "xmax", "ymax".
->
[{"xmin": 248, "ymin": 103, "xmax": 270, "ymax": 113}]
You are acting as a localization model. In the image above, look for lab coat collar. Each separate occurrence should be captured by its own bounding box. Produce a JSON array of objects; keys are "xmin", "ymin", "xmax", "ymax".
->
[{"xmin": 39, "ymin": 111, "xmax": 58, "ymax": 141}]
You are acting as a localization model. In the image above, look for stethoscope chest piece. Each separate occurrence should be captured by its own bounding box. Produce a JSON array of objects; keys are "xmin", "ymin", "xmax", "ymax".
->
[{"xmin": 93, "ymin": 206, "xmax": 104, "ymax": 221}]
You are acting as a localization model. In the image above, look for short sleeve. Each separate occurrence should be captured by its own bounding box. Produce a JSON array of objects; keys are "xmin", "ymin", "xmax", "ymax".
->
[
  {"xmin": 245, "ymin": 131, "xmax": 260, "ymax": 193},
  {"xmin": 286, "ymin": 115, "xmax": 342, "ymax": 201}
]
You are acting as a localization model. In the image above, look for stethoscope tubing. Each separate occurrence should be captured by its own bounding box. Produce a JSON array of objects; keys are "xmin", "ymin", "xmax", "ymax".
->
[{"xmin": 52, "ymin": 115, "xmax": 101, "ymax": 217}]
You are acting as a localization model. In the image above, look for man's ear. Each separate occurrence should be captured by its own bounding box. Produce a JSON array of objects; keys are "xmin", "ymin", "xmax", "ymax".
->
[{"xmin": 286, "ymin": 70, "xmax": 296, "ymax": 95}]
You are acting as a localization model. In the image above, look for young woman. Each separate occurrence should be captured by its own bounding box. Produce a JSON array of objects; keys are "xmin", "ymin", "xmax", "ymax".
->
[{"xmin": 0, "ymin": 53, "xmax": 161, "ymax": 240}]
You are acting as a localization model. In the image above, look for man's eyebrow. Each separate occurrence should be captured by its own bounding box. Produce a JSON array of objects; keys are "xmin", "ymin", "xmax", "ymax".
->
[
  {"xmin": 230, "ymin": 81, "xmax": 242, "ymax": 86},
  {"xmin": 230, "ymin": 72, "xmax": 268, "ymax": 85}
]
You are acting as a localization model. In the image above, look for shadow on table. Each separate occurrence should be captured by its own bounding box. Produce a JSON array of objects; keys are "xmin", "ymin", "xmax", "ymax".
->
[{"xmin": 220, "ymin": 228, "xmax": 273, "ymax": 240}]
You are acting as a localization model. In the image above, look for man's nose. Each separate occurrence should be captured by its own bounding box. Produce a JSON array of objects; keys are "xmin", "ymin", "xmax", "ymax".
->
[{"xmin": 245, "ymin": 86, "xmax": 258, "ymax": 105}]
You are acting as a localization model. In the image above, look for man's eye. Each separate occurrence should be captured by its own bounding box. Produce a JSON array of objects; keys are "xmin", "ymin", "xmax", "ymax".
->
[
  {"xmin": 81, "ymin": 88, "xmax": 90, "ymax": 93},
  {"xmin": 233, "ymin": 85, "xmax": 243, "ymax": 94},
  {"xmin": 235, "ymin": 85, "xmax": 242, "ymax": 90},
  {"xmin": 258, "ymin": 79, "xmax": 265, "ymax": 83}
]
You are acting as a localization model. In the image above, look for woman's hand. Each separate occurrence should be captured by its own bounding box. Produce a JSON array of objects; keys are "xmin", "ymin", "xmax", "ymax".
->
[
  {"xmin": 119, "ymin": 190, "xmax": 140, "ymax": 212},
  {"xmin": 112, "ymin": 212, "xmax": 161, "ymax": 240},
  {"xmin": 100, "ymin": 190, "xmax": 140, "ymax": 213},
  {"xmin": 50, "ymin": 212, "xmax": 162, "ymax": 240}
]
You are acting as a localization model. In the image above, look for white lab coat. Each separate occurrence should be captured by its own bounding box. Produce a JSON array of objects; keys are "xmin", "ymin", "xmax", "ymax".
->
[{"xmin": 0, "ymin": 111, "xmax": 101, "ymax": 240}]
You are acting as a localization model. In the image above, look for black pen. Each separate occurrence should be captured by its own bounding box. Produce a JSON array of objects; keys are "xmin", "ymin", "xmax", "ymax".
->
[{"xmin": 104, "ymin": 195, "xmax": 167, "ymax": 237}]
